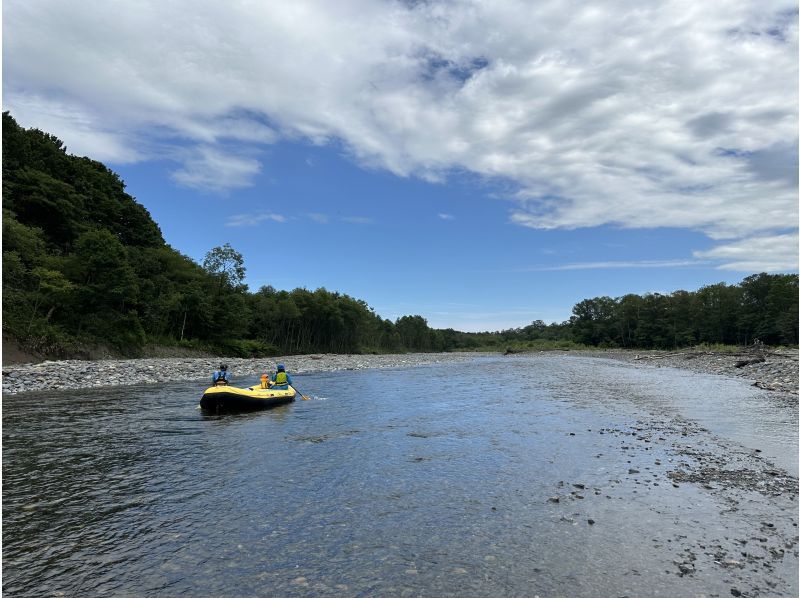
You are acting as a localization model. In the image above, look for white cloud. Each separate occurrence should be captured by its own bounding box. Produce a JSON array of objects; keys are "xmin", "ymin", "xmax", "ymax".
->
[
  {"xmin": 341, "ymin": 216, "xmax": 373, "ymax": 224},
  {"xmin": 226, "ymin": 212, "xmax": 287, "ymax": 227},
  {"xmin": 438, "ymin": 213, "xmax": 455, "ymax": 220},
  {"xmin": 307, "ymin": 212, "xmax": 329, "ymax": 223},
  {"xmin": 694, "ymin": 232, "xmax": 799, "ymax": 271},
  {"xmin": 528, "ymin": 259, "xmax": 707, "ymax": 271},
  {"xmin": 171, "ymin": 146, "xmax": 261, "ymax": 192},
  {"xmin": 4, "ymin": 92, "xmax": 142, "ymax": 163},
  {"xmin": 4, "ymin": 0, "xmax": 797, "ymax": 269}
]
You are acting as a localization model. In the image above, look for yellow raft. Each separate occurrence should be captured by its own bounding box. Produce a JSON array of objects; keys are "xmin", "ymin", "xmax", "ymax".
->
[{"xmin": 200, "ymin": 384, "xmax": 296, "ymax": 412}]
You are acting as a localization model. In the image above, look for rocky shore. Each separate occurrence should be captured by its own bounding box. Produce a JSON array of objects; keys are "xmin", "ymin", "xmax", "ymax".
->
[
  {"xmin": 3, "ymin": 347, "xmax": 797, "ymax": 396},
  {"xmin": 581, "ymin": 347, "xmax": 798, "ymax": 396},
  {"xmin": 1, "ymin": 352, "xmax": 483, "ymax": 395}
]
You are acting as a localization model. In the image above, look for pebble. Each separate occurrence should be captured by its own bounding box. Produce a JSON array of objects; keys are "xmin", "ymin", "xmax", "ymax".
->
[
  {"xmin": 1, "ymin": 352, "xmax": 484, "ymax": 395},
  {"xmin": 583, "ymin": 349, "xmax": 798, "ymax": 395},
  {"xmin": 8, "ymin": 348, "xmax": 797, "ymax": 396}
]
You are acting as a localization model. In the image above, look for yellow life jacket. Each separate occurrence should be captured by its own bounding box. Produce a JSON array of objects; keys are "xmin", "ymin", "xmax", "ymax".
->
[{"xmin": 274, "ymin": 371, "xmax": 288, "ymax": 386}]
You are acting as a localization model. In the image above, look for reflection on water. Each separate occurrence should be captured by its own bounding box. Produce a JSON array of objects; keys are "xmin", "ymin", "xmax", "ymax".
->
[{"xmin": 3, "ymin": 356, "xmax": 797, "ymax": 596}]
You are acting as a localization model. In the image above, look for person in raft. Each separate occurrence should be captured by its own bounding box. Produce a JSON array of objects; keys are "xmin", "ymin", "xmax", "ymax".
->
[
  {"xmin": 269, "ymin": 363, "xmax": 293, "ymax": 390},
  {"xmin": 211, "ymin": 364, "xmax": 230, "ymax": 386}
]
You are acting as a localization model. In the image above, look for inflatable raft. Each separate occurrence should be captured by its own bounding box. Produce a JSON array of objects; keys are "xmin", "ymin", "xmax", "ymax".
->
[{"xmin": 200, "ymin": 384, "xmax": 296, "ymax": 412}]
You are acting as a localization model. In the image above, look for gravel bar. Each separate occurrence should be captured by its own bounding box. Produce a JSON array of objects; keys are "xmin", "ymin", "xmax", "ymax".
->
[
  {"xmin": 3, "ymin": 348, "xmax": 797, "ymax": 396},
  {"xmin": 576, "ymin": 348, "xmax": 799, "ymax": 396},
  {"xmin": 1, "ymin": 352, "xmax": 485, "ymax": 395}
]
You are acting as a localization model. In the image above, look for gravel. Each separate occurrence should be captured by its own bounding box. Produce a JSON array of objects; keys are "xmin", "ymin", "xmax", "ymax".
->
[
  {"xmin": 579, "ymin": 348, "xmax": 799, "ymax": 396},
  {"xmin": 3, "ymin": 347, "xmax": 797, "ymax": 396},
  {"xmin": 1, "ymin": 352, "xmax": 484, "ymax": 395}
]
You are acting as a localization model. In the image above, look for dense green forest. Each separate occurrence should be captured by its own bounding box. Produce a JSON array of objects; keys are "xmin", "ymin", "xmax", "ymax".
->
[{"xmin": 3, "ymin": 112, "xmax": 798, "ymax": 358}]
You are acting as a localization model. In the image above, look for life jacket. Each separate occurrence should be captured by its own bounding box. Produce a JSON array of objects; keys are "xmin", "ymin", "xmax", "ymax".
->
[
  {"xmin": 273, "ymin": 371, "xmax": 288, "ymax": 386},
  {"xmin": 260, "ymin": 374, "xmax": 269, "ymax": 389},
  {"xmin": 215, "ymin": 371, "xmax": 228, "ymax": 385}
]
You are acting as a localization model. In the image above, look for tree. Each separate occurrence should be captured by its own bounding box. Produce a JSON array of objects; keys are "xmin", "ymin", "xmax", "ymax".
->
[
  {"xmin": 395, "ymin": 315, "xmax": 431, "ymax": 351},
  {"xmin": 202, "ymin": 243, "xmax": 246, "ymax": 289},
  {"xmin": 69, "ymin": 229, "xmax": 140, "ymax": 343},
  {"xmin": 570, "ymin": 297, "xmax": 618, "ymax": 346},
  {"xmin": 27, "ymin": 267, "xmax": 74, "ymax": 332}
]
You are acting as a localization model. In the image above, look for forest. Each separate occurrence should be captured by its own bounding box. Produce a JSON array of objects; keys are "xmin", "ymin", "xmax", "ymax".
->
[{"xmin": 3, "ymin": 112, "xmax": 798, "ymax": 358}]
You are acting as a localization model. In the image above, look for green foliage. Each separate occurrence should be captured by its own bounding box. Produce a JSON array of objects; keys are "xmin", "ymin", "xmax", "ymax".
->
[
  {"xmin": 203, "ymin": 243, "xmax": 246, "ymax": 289},
  {"xmin": 213, "ymin": 339, "xmax": 281, "ymax": 358},
  {"xmin": 2, "ymin": 112, "xmax": 797, "ymax": 359},
  {"xmin": 565, "ymin": 277, "xmax": 798, "ymax": 349}
]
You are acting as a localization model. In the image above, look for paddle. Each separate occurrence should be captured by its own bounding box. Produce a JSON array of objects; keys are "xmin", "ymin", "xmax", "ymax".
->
[{"xmin": 290, "ymin": 384, "xmax": 311, "ymax": 400}]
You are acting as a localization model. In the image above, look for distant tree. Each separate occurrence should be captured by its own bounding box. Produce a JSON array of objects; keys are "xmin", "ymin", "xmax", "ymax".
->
[
  {"xmin": 396, "ymin": 315, "xmax": 431, "ymax": 351},
  {"xmin": 202, "ymin": 243, "xmax": 246, "ymax": 289},
  {"xmin": 740, "ymin": 273, "xmax": 799, "ymax": 345}
]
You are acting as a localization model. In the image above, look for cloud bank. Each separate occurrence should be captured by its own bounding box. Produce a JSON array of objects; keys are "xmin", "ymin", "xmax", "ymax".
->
[{"xmin": 3, "ymin": 0, "xmax": 797, "ymax": 270}]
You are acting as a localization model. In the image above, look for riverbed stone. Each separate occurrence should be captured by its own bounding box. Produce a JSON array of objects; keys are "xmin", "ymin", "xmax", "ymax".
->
[
  {"xmin": 1, "ymin": 352, "xmax": 485, "ymax": 395},
  {"xmin": 3, "ymin": 348, "xmax": 797, "ymax": 397}
]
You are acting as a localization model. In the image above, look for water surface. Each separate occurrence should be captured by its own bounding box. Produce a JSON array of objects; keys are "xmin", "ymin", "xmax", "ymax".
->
[{"xmin": 4, "ymin": 355, "xmax": 797, "ymax": 596}]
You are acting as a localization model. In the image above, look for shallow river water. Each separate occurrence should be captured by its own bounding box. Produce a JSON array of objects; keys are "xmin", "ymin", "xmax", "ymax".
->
[{"xmin": 3, "ymin": 355, "xmax": 798, "ymax": 596}]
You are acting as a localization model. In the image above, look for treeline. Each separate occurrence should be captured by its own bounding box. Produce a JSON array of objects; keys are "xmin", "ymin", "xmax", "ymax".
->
[
  {"xmin": 0, "ymin": 112, "xmax": 472, "ymax": 357},
  {"xmin": 2, "ymin": 113, "xmax": 797, "ymax": 359},
  {"xmin": 565, "ymin": 275, "xmax": 798, "ymax": 348}
]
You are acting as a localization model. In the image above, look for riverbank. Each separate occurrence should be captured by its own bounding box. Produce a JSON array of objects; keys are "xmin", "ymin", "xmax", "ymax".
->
[
  {"xmin": 577, "ymin": 347, "xmax": 799, "ymax": 395},
  {"xmin": 3, "ymin": 348, "xmax": 797, "ymax": 396},
  {"xmin": 1, "ymin": 352, "xmax": 484, "ymax": 395}
]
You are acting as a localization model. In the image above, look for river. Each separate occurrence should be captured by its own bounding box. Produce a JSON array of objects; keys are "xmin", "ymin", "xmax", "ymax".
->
[{"xmin": 3, "ymin": 355, "xmax": 798, "ymax": 596}]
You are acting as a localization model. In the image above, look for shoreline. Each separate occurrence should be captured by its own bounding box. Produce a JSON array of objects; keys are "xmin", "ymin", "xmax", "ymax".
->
[
  {"xmin": 1, "ymin": 352, "xmax": 486, "ymax": 395},
  {"xmin": 576, "ymin": 347, "xmax": 798, "ymax": 396},
  {"xmin": 2, "ymin": 348, "xmax": 797, "ymax": 396}
]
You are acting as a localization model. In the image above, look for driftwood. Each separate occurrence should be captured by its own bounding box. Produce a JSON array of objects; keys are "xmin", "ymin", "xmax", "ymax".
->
[
  {"xmin": 753, "ymin": 381, "xmax": 779, "ymax": 391},
  {"xmin": 634, "ymin": 350, "xmax": 717, "ymax": 361},
  {"xmin": 734, "ymin": 357, "xmax": 765, "ymax": 368},
  {"xmin": 633, "ymin": 343, "xmax": 787, "ymax": 363}
]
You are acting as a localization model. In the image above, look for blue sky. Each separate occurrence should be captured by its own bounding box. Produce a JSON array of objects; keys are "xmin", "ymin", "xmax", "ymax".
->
[{"xmin": 4, "ymin": 1, "xmax": 798, "ymax": 331}]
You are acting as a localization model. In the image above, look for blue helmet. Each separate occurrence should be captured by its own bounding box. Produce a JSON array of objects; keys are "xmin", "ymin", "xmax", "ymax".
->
[{"xmin": 277, "ymin": 363, "xmax": 285, "ymax": 371}]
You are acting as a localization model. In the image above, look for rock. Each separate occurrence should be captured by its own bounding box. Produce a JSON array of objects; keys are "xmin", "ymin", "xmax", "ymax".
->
[
  {"xmin": 2, "ymin": 352, "xmax": 484, "ymax": 395},
  {"xmin": 548, "ymin": 496, "xmax": 560, "ymax": 503},
  {"xmin": 629, "ymin": 468, "xmax": 640, "ymax": 474},
  {"xmin": 730, "ymin": 589, "xmax": 741, "ymax": 597},
  {"xmin": 587, "ymin": 519, "xmax": 595, "ymax": 525}
]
